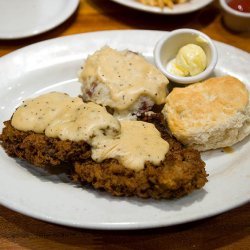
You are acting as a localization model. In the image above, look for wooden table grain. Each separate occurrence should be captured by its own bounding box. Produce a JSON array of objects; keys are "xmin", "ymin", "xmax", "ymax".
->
[{"xmin": 0, "ymin": 0, "xmax": 249, "ymax": 249}]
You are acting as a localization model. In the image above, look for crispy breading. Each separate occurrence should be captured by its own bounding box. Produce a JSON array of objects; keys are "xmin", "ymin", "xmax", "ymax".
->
[
  {"xmin": 73, "ymin": 114, "xmax": 207, "ymax": 199},
  {"xmin": 0, "ymin": 114, "xmax": 207, "ymax": 199},
  {"xmin": 0, "ymin": 121, "xmax": 91, "ymax": 167}
]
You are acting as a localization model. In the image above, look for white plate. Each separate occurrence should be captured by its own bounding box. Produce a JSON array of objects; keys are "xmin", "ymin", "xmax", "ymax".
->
[
  {"xmin": 110, "ymin": 0, "xmax": 213, "ymax": 14},
  {"xmin": 0, "ymin": 0, "xmax": 79, "ymax": 39},
  {"xmin": 0, "ymin": 30, "xmax": 249, "ymax": 230}
]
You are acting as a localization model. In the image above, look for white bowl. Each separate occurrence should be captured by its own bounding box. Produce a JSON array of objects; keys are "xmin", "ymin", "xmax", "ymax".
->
[
  {"xmin": 154, "ymin": 29, "xmax": 218, "ymax": 84},
  {"xmin": 219, "ymin": 0, "xmax": 250, "ymax": 32}
]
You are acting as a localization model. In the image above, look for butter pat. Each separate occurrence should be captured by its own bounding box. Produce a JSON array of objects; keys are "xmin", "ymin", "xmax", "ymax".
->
[{"xmin": 167, "ymin": 44, "xmax": 207, "ymax": 77}]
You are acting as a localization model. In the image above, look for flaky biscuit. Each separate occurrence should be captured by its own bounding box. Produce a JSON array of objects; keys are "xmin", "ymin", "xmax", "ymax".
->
[{"xmin": 162, "ymin": 76, "xmax": 250, "ymax": 151}]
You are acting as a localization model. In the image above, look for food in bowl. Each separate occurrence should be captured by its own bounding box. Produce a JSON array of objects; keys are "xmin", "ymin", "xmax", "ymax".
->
[
  {"xmin": 154, "ymin": 29, "xmax": 218, "ymax": 84},
  {"xmin": 219, "ymin": 0, "xmax": 250, "ymax": 32},
  {"xmin": 167, "ymin": 44, "xmax": 207, "ymax": 77},
  {"xmin": 228, "ymin": 0, "xmax": 250, "ymax": 13}
]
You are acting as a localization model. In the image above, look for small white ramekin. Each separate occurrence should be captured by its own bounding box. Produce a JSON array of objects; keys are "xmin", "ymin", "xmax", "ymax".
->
[
  {"xmin": 154, "ymin": 29, "xmax": 218, "ymax": 84},
  {"xmin": 219, "ymin": 0, "xmax": 250, "ymax": 32}
]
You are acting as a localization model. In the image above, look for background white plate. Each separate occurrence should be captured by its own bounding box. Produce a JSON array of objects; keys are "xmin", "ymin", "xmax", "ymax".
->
[
  {"xmin": 110, "ymin": 0, "xmax": 213, "ymax": 14},
  {"xmin": 0, "ymin": 0, "xmax": 79, "ymax": 39},
  {"xmin": 0, "ymin": 30, "xmax": 249, "ymax": 230}
]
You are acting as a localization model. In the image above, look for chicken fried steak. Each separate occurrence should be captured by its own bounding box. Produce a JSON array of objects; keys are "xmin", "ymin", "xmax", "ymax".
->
[
  {"xmin": 0, "ymin": 120, "xmax": 91, "ymax": 167},
  {"xmin": 74, "ymin": 149, "xmax": 206, "ymax": 199},
  {"xmin": 0, "ymin": 111, "xmax": 207, "ymax": 199},
  {"xmin": 73, "ymin": 113, "xmax": 207, "ymax": 199}
]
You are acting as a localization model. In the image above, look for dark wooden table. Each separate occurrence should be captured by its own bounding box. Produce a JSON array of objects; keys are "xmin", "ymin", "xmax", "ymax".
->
[{"xmin": 0, "ymin": 0, "xmax": 249, "ymax": 249}]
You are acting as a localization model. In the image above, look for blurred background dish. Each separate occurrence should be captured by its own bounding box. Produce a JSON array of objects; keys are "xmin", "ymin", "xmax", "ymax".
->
[
  {"xmin": 109, "ymin": 0, "xmax": 213, "ymax": 14},
  {"xmin": 219, "ymin": 0, "xmax": 250, "ymax": 32},
  {"xmin": 0, "ymin": 0, "xmax": 79, "ymax": 39}
]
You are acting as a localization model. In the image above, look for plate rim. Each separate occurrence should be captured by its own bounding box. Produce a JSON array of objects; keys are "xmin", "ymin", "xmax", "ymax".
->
[{"xmin": 0, "ymin": 191, "xmax": 249, "ymax": 230}]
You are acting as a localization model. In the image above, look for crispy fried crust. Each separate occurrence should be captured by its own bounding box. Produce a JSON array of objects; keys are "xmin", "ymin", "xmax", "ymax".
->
[
  {"xmin": 0, "ymin": 121, "xmax": 91, "ymax": 167},
  {"xmin": 73, "ymin": 114, "xmax": 207, "ymax": 199},
  {"xmin": 0, "ymin": 114, "xmax": 207, "ymax": 199}
]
